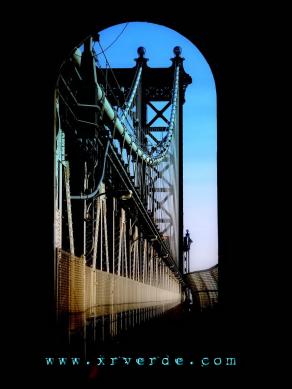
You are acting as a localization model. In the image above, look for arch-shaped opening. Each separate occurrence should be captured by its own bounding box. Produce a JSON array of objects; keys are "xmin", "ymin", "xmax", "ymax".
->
[
  {"xmin": 55, "ymin": 21, "xmax": 217, "ymax": 273},
  {"xmin": 52, "ymin": 18, "xmax": 219, "ymax": 354}
]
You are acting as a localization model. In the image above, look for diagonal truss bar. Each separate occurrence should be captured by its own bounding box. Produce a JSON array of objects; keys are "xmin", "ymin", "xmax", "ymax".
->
[{"xmin": 147, "ymin": 101, "xmax": 171, "ymax": 127}]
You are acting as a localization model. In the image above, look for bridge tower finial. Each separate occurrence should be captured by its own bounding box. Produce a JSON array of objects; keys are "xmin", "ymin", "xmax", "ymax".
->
[{"xmin": 135, "ymin": 47, "xmax": 148, "ymax": 66}]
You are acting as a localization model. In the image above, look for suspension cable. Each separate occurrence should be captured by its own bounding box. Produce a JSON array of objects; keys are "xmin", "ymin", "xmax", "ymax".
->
[
  {"xmin": 95, "ymin": 23, "xmax": 129, "ymax": 55},
  {"xmin": 93, "ymin": 62, "xmax": 180, "ymax": 166},
  {"xmin": 120, "ymin": 65, "xmax": 143, "ymax": 123},
  {"xmin": 60, "ymin": 49, "xmax": 180, "ymax": 167},
  {"xmin": 97, "ymin": 41, "xmax": 122, "ymax": 91},
  {"xmin": 70, "ymin": 138, "xmax": 110, "ymax": 200}
]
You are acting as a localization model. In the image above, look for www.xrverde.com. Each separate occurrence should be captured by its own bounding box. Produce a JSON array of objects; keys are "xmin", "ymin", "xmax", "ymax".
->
[{"xmin": 44, "ymin": 355, "xmax": 238, "ymax": 368}]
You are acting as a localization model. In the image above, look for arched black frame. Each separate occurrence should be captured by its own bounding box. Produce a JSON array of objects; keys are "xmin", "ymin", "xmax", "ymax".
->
[{"xmin": 28, "ymin": 10, "xmax": 246, "ymax": 356}]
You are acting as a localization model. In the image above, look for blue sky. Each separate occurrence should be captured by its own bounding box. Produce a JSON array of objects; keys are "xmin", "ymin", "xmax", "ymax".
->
[{"xmin": 90, "ymin": 22, "xmax": 217, "ymax": 271}]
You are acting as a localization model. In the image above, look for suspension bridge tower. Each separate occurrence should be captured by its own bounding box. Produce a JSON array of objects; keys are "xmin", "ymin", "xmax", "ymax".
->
[{"xmin": 99, "ymin": 43, "xmax": 192, "ymax": 272}]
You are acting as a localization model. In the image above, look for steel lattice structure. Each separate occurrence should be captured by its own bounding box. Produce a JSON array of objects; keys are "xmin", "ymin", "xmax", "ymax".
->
[{"xmin": 54, "ymin": 36, "xmax": 192, "ymax": 345}]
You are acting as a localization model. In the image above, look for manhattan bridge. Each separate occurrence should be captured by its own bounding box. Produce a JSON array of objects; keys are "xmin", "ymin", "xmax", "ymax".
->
[{"xmin": 54, "ymin": 34, "xmax": 218, "ymax": 353}]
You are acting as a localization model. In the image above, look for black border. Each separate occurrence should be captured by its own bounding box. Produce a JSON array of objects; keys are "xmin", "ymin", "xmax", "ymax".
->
[{"xmin": 15, "ymin": 6, "xmax": 259, "ymax": 384}]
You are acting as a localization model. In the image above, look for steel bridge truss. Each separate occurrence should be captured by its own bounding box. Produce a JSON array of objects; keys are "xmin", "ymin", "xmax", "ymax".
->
[{"xmin": 54, "ymin": 37, "xmax": 191, "ymax": 342}]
